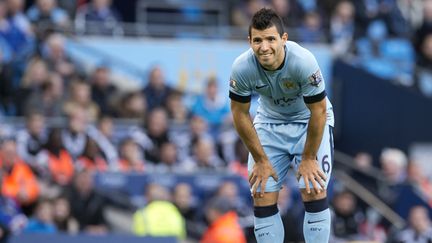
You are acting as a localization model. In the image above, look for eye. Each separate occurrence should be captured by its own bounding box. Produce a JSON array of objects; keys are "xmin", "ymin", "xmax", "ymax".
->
[{"xmin": 253, "ymin": 39, "xmax": 262, "ymax": 44}]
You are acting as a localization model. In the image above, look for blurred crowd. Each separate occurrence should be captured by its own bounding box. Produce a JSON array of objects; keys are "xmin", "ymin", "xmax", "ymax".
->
[
  {"xmin": 230, "ymin": 0, "xmax": 432, "ymax": 96},
  {"xmin": 0, "ymin": 0, "xmax": 430, "ymax": 242}
]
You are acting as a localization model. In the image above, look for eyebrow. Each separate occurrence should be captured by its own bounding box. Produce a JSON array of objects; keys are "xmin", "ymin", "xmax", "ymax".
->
[{"xmin": 252, "ymin": 36, "xmax": 276, "ymax": 41}]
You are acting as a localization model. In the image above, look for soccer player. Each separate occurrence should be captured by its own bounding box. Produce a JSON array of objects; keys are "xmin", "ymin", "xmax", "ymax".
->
[{"xmin": 229, "ymin": 8, "xmax": 334, "ymax": 243}]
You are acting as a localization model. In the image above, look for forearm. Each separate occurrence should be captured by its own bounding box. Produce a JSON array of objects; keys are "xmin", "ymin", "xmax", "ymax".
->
[
  {"xmin": 232, "ymin": 112, "xmax": 268, "ymax": 164},
  {"xmin": 303, "ymin": 109, "xmax": 326, "ymax": 160}
]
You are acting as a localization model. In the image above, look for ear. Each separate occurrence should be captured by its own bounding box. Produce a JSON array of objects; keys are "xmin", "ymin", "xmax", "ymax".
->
[
  {"xmin": 282, "ymin": 32, "xmax": 288, "ymax": 41},
  {"xmin": 248, "ymin": 36, "xmax": 254, "ymax": 47}
]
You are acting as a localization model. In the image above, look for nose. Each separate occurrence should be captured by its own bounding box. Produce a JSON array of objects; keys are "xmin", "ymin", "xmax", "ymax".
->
[{"xmin": 260, "ymin": 40, "xmax": 270, "ymax": 52}]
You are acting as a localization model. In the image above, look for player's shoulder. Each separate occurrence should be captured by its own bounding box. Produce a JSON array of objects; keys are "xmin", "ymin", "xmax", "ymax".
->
[
  {"xmin": 232, "ymin": 48, "xmax": 255, "ymax": 74},
  {"xmin": 285, "ymin": 41, "xmax": 317, "ymax": 74},
  {"xmin": 286, "ymin": 41, "xmax": 316, "ymax": 64}
]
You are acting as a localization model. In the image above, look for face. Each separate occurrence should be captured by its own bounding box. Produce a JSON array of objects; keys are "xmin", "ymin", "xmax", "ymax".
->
[
  {"xmin": 174, "ymin": 183, "xmax": 192, "ymax": 208},
  {"xmin": 409, "ymin": 206, "xmax": 431, "ymax": 233},
  {"xmin": 28, "ymin": 114, "xmax": 45, "ymax": 135},
  {"xmin": 148, "ymin": 109, "xmax": 168, "ymax": 136},
  {"xmin": 249, "ymin": 25, "xmax": 287, "ymax": 70},
  {"xmin": 54, "ymin": 198, "xmax": 70, "ymax": 219}
]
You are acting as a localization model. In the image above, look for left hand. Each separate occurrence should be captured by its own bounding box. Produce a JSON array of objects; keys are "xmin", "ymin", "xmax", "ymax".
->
[{"xmin": 297, "ymin": 158, "xmax": 326, "ymax": 194}]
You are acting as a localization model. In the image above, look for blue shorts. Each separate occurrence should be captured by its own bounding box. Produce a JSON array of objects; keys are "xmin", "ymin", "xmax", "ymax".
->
[{"xmin": 248, "ymin": 122, "xmax": 334, "ymax": 192}]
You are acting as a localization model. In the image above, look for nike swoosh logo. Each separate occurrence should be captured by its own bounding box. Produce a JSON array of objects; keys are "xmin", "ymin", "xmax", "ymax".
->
[
  {"xmin": 307, "ymin": 219, "xmax": 326, "ymax": 224},
  {"xmin": 255, "ymin": 84, "xmax": 269, "ymax": 89},
  {"xmin": 254, "ymin": 224, "xmax": 273, "ymax": 231}
]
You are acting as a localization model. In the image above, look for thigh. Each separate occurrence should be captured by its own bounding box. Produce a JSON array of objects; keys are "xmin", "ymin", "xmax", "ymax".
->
[
  {"xmin": 248, "ymin": 123, "xmax": 293, "ymax": 193},
  {"xmin": 293, "ymin": 124, "xmax": 334, "ymax": 190}
]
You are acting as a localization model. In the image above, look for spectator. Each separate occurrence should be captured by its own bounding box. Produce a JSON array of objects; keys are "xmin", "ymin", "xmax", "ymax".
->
[
  {"xmin": 200, "ymin": 196, "xmax": 246, "ymax": 243},
  {"xmin": 0, "ymin": 173, "xmax": 27, "ymax": 241},
  {"xmin": 89, "ymin": 65, "xmax": 117, "ymax": 115},
  {"xmin": 406, "ymin": 161, "xmax": 432, "ymax": 210},
  {"xmin": 24, "ymin": 72, "xmax": 65, "ymax": 117},
  {"xmin": 75, "ymin": 0, "xmax": 122, "ymax": 36},
  {"xmin": 117, "ymin": 138, "xmax": 145, "ymax": 173},
  {"xmin": 87, "ymin": 115, "xmax": 118, "ymax": 169},
  {"xmin": 229, "ymin": 138, "xmax": 249, "ymax": 180},
  {"xmin": 61, "ymin": 106, "xmax": 89, "ymax": 160},
  {"xmin": 142, "ymin": 66, "xmax": 173, "ymax": 111},
  {"xmin": 331, "ymin": 190, "xmax": 365, "ymax": 241},
  {"xmin": 76, "ymin": 138, "xmax": 108, "ymax": 172},
  {"xmin": 380, "ymin": 148, "xmax": 408, "ymax": 185},
  {"xmin": 42, "ymin": 33, "xmax": 76, "ymax": 81},
  {"xmin": 0, "ymin": 0, "xmax": 34, "ymax": 59},
  {"xmin": 269, "ymin": 0, "xmax": 303, "ymax": 28},
  {"xmin": 172, "ymin": 183, "xmax": 202, "ymax": 240},
  {"xmin": 353, "ymin": 0, "xmax": 409, "ymax": 38},
  {"xmin": 143, "ymin": 107, "xmax": 170, "ymax": 163},
  {"xmin": 26, "ymin": 0, "xmax": 69, "ymax": 39},
  {"xmin": 297, "ymin": 11, "xmax": 326, "ymax": 43},
  {"xmin": 153, "ymin": 142, "xmax": 181, "ymax": 173},
  {"xmin": 190, "ymin": 77, "xmax": 230, "ymax": 139},
  {"xmin": 350, "ymin": 152, "xmax": 379, "ymax": 211},
  {"xmin": 16, "ymin": 58, "xmax": 49, "ymax": 116},
  {"xmin": 15, "ymin": 111, "xmax": 47, "ymax": 170},
  {"xmin": 44, "ymin": 127, "xmax": 74, "ymax": 186},
  {"xmin": 6, "ymin": 0, "xmax": 33, "ymax": 39},
  {"xmin": 165, "ymin": 90, "xmax": 191, "ymax": 161},
  {"xmin": 396, "ymin": 0, "xmax": 424, "ymax": 32},
  {"xmin": 378, "ymin": 148, "xmax": 428, "ymax": 221},
  {"xmin": 182, "ymin": 137, "xmax": 224, "ymax": 172},
  {"xmin": 418, "ymin": 32, "xmax": 432, "ymax": 69},
  {"xmin": 67, "ymin": 170, "xmax": 108, "ymax": 234},
  {"xmin": 166, "ymin": 90, "xmax": 190, "ymax": 126},
  {"xmin": 413, "ymin": 0, "xmax": 432, "ymax": 54},
  {"xmin": 330, "ymin": 1, "xmax": 355, "ymax": 56},
  {"xmin": 23, "ymin": 199, "xmax": 57, "ymax": 234},
  {"xmin": 57, "ymin": 0, "xmax": 78, "ymax": 18},
  {"xmin": 231, "ymin": 0, "xmax": 267, "ymax": 28},
  {"xmin": 391, "ymin": 205, "xmax": 432, "ymax": 242},
  {"xmin": 52, "ymin": 195, "xmax": 79, "ymax": 234},
  {"xmin": 132, "ymin": 183, "xmax": 186, "ymax": 239},
  {"xmin": 116, "ymin": 91, "xmax": 147, "ymax": 120},
  {"xmin": 63, "ymin": 79, "xmax": 100, "ymax": 122},
  {"xmin": 0, "ymin": 138, "xmax": 40, "ymax": 213},
  {"xmin": 172, "ymin": 115, "xmax": 212, "ymax": 162},
  {"xmin": 215, "ymin": 181, "xmax": 251, "ymax": 219}
]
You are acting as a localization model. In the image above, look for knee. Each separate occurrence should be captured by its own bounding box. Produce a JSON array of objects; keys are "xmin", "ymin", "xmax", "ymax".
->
[
  {"xmin": 301, "ymin": 192, "xmax": 329, "ymax": 213},
  {"xmin": 300, "ymin": 189, "xmax": 327, "ymax": 202}
]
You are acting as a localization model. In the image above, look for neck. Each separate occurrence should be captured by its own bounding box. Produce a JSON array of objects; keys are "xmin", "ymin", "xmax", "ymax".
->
[{"xmin": 262, "ymin": 47, "xmax": 286, "ymax": 71}]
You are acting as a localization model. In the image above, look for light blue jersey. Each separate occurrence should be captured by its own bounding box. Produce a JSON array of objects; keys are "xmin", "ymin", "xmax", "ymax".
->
[
  {"xmin": 229, "ymin": 41, "xmax": 334, "ymax": 192},
  {"xmin": 229, "ymin": 41, "xmax": 334, "ymax": 126}
]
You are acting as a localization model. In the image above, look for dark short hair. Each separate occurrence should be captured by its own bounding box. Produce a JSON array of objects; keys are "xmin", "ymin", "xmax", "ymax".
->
[{"xmin": 249, "ymin": 8, "xmax": 285, "ymax": 38}]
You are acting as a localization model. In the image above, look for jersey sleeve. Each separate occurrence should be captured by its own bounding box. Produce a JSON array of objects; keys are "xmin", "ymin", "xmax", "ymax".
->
[
  {"xmin": 229, "ymin": 59, "xmax": 252, "ymax": 103},
  {"xmin": 296, "ymin": 49, "xmax": 326, "ymax": 104}
]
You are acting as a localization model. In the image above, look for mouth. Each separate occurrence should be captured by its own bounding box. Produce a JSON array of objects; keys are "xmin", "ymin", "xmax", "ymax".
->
[{"xmin": 260, "ymin": 53, "xmax": 272, "ymax": 58}]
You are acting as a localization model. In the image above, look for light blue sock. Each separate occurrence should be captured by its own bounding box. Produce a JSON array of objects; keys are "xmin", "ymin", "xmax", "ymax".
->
[
  {"xmin": 303, "ymin": 208, "xmax": 331, "ymax": 243},
  {"xmin": 254, "ymin": 212, "xmax": 284, "ymax": 243}
]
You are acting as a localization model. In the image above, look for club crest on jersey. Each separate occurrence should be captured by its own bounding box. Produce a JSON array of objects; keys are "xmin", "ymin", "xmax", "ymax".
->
[
  {"xmin": 309, "ymin": 70, "xmax": 323, "ymax": 87},
  {"xmin": 282, "ymin": 78, "xmax": 297, "ymax": 89},
  {"xmin": 230, "ymin": 79, "xmax": 236, "ymax": 89}
]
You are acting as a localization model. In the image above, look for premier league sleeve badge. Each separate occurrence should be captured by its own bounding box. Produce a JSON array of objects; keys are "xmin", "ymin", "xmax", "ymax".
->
[{"xmin": 308, "ymin": 70, "xmax": 323, "ymax": 87}]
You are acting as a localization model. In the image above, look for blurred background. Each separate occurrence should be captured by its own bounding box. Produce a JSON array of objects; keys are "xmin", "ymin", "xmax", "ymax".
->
[{"xmin": 0, "ymin": 0, "xmax": 431, "ymax": 242}]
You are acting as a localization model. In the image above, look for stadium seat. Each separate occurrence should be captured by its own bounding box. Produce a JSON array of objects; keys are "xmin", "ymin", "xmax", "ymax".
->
[
  {"xmin": 361, "ymin": 57, "xmax": 398, "ymax": 80},
  {"xmin": 355, "ymin": 38, "xmax": 373, "ymax": 58},
  {"xmin": 418, "ymin": 70, "xmax": 432, "ymax": 97},
  {"xmin": 380, "ymin": 38, "xmax": 415, "ymax": 63}
]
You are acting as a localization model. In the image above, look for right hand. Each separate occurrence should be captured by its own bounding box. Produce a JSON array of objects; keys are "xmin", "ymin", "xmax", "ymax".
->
[{"xmin": 248, "ymin": 161, "xmax": 278, "ymax": 198}]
